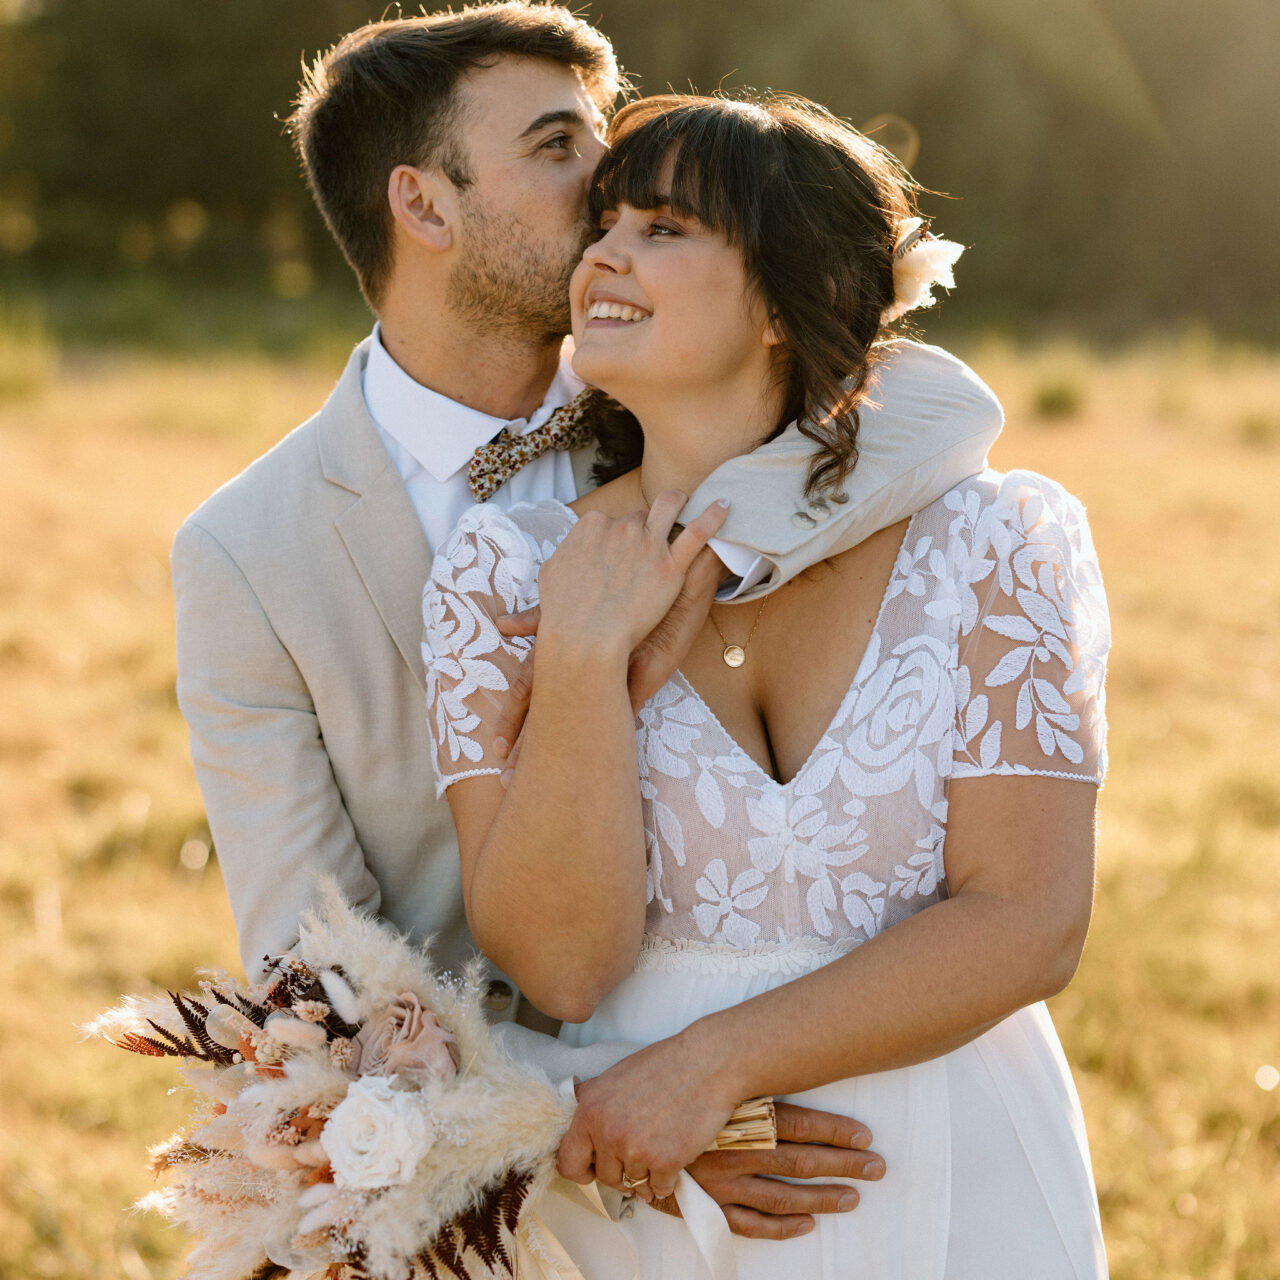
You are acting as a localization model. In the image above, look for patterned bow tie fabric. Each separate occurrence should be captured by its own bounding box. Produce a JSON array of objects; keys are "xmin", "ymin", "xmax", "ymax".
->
[{"xmin": 467, "ymin": 391, "xmax": 595, "ymax": 503}]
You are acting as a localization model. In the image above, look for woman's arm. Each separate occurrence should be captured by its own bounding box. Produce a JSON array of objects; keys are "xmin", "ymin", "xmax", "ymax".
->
[
  {"xmin": 558, "ymin": 771, "xmax": 1097, "ymax": 1195},
  {"xmin": 444, "ymin": 493, "xmax": 729, "ymax": 1022}
]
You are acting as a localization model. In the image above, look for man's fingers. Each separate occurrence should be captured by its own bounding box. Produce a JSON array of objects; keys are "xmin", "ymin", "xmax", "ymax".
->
[
  {"xmin": 719, "ymin": 1204, "xmax": 815, "ymax": 1241},
  {"xmin": 753, "ymin": 1141, "xmax": 885, "ymax": 1182},
  {"xmin": 496, "ymin": 606, "xmax": 540, "ymax": 637},
  {"xmin": 491, "ymin": 652, "xmax": 535, "ymax": 759},
  {"xmin": 774, "ymin": 1102, "xmax": 873, "ymax": 1151},
  {"xmin": 728, "ymin": 1177, "xmax": 861, "ymax": 1216}
]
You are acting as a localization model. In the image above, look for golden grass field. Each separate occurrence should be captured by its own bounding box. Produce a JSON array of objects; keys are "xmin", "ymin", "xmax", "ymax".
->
[{"xmin": 1, "ymin": 328, "xmax": 1277, "ymax": 1279}]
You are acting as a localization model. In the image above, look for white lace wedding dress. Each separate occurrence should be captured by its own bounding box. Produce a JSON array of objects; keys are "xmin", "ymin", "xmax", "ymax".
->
[{"xmin": 422, "ymin": 470, "xmax": 1111, "ymax": 1280}]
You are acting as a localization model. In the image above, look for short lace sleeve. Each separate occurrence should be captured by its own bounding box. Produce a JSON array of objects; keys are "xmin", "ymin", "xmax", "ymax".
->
[
  {"xmin": 951, "ymin": 472, "xmax": 1110, "ymax": 784},
  {"xmin": 421, "ymin": 502, "xmax": 574, "ymax": 797}
]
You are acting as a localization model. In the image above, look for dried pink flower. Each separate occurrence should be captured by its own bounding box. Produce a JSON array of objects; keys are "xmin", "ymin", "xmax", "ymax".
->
[{"xmin": 350, "ymin": 992, "xmax": 458, "ymax": 1084}]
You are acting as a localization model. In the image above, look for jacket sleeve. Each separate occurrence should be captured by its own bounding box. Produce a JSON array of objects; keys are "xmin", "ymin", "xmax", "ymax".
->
[
  {"xmin": 686, "ymin": 340, "xmax": 1004, "ymax": 599},
  {"xmin": 171, "ymin": 518, "xmax": 381, "ymax": 978}
]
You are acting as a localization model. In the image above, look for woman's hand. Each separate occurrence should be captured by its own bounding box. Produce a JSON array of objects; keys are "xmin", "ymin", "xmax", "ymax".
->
[
  {"xmin": 556, "ymin": 1026, "xmax": 743, "ymax": 1200},
  {"xmin": 535, "ymin": 491, "xmax": 729, "ymax": 662}
]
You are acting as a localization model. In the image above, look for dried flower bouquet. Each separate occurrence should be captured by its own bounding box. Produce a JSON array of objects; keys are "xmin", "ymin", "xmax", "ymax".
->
[{"xmin": 88, "ymin": 883, "xmax": 773, "ymax": 1280}]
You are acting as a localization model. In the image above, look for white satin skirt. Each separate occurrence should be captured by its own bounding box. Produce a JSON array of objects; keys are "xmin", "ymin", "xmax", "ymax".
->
[{"xmin": 559, "ymin": 939, "xmax": 1108, "ymax": 1280}]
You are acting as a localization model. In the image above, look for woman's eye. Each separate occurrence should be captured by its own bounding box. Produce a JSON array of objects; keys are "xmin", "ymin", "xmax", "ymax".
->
[
  {"xmin": 647, "ymin": 221, "xmax": 680, "ymax": 237},
  {"xmin": 542, "ymin": 134, "xmax": 572, "ymax": 152}
]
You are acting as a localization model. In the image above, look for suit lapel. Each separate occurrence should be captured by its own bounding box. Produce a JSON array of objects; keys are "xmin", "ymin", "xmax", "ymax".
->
[{"xmin": 318, "ymin": 341, "xmax": 433, "ymax": 693}]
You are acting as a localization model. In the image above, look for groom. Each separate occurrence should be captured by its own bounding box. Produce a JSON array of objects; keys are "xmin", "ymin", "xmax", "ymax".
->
[{"xmin": 172, "ymin": 1, "xmax": 1001, "ymax": 1240}]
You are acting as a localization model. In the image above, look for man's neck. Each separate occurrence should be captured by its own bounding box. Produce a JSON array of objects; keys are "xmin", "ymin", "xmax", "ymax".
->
[{"xmin": 376, "ymin": 305, "xmax": 565, "ymax": 423}]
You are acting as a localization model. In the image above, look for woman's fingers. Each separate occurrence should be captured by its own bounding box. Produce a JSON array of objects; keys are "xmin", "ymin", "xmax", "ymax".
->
[
  {"xmin": 556, "ymin": 1118, "xmax": 597, "ymax": 1185},
  {"xmin": 669, "ymin": 498, "xmax": 730, "ymax": 574},
  {"xmin": 643, "ymin": 487, "xmax": 689, "ymax": 538},
  {"xmin": 593, "ymin": 1151, "xmax": 626, "ymax": 1194}
]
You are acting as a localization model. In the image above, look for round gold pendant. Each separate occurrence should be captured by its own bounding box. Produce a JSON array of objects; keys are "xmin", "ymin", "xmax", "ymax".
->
[{"xmin": 722, "ymin": 644, "xmax": 746, "ymax": 668}]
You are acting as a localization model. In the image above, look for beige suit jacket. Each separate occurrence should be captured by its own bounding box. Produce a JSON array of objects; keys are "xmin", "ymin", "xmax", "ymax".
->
[{"xmin": 173, "ymin": 337, "xmax": 1000, "ymax": 984}]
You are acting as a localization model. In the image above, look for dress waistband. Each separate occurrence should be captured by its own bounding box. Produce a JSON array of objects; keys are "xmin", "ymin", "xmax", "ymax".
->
[{"xmin": 634, "ymin": 933, "xmax": 861, "ymax": 976}]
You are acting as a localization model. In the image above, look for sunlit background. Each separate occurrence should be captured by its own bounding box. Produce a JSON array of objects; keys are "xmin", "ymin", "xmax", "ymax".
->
[{"xmin": 1, "ymin": 2, "xmax": 1277, "ymax": 1277}]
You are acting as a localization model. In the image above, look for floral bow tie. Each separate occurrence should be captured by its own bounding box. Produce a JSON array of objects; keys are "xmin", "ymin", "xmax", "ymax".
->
[{"xmin": 467, "ymin": 391, "xmax": 595, "ymax": 503}]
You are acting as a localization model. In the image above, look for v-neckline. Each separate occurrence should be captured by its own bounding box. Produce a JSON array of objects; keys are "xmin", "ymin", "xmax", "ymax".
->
[
  {"xmin": 536, "ymin": 496, "xmax": 917, "ymax": 790},
  {"xmin": 669, "ymin": 512, "xmax": 918, "ymax": 790}
]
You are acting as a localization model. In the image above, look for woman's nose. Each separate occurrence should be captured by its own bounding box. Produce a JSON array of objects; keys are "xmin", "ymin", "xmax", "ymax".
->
[{"xmin": 581, "ymin": 227, "xmax": 629, "ymax": 274}]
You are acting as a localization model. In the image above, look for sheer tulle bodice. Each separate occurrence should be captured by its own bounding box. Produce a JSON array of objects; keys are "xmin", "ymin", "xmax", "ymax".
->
[{"xmin": 423, "ymin": 470, "xmax": 1108, "ymax": 959}]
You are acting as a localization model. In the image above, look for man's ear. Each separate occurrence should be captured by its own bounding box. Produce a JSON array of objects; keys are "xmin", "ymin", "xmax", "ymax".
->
[{"xmin": 387, "ymin": 164, "xmax": 455, "ymax": 253}]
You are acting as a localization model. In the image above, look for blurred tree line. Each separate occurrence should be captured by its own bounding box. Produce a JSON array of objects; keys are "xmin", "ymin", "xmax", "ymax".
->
[{"xmin": 0, "ymin": 0, "xmax": 1275, "ymax": 336}]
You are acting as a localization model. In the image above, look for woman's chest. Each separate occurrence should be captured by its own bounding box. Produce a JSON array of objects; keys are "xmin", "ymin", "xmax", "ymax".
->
[{"xmin": 676, "ymin": 517, "xmax": 912, "ymax": 786}]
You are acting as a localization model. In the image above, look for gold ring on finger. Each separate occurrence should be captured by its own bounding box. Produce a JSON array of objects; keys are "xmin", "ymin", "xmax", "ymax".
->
[{"xmin": 621, "ymin": 1171, "xmax": 650, "ymax": 1191}]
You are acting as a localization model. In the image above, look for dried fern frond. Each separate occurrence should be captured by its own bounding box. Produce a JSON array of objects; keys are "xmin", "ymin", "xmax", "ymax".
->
[{"xmin": 413, "ymin": 1169, "xmax": 531, "ymax": 1280}]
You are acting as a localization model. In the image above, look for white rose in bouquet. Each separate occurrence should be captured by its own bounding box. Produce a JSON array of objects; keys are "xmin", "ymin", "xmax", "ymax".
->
[{"xmin": 321, "ymin": 1075, "xmax": 433, "ymax": 1189}]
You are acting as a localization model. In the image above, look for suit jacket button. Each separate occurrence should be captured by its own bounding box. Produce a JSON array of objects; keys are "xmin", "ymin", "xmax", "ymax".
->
[
  {"xmin": 791, "ymin": 511, "xmax": 817, "ymax": 529},
  {"xmin": 483, "ymin": 979, "xmax": 513, "ymax": 1012},
  {"xmin": 830, "ymin": 491, "xmax": 850, "ymax": 504},
  {"xmin": 808, "ymin": 500, "xmax": 831, "ymax": 520}
]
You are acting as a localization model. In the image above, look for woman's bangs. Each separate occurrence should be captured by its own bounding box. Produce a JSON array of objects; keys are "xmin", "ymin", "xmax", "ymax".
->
[{"xmin": 590, "ymin": 107, "xmax": 757, "ymax": 243}]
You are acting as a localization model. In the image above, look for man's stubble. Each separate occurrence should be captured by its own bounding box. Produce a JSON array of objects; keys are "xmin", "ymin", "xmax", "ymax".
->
[{"xmin": 447, "ymin": 193, "xmax": 592, "ymax": 345}]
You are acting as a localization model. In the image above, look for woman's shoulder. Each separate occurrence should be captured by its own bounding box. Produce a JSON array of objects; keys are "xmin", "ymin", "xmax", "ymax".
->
[{"xmin": 925, "ymin": 468, "xmax": 1095, "ymax": 545}]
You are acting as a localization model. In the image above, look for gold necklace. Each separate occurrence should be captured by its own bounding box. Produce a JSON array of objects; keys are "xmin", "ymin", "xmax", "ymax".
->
[{"xmin": 638, "ymin": 471, "xmax": 768, "ymax": 669}]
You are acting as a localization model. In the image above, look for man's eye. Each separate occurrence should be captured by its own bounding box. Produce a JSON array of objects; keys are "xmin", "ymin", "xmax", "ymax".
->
[
  {"xmin": 647, "ymin": 221, "xmax": 679, "ymax": 237},
  {"xmin": 542, "ymin": 134, "xmax": 572, "ymax": 152}
]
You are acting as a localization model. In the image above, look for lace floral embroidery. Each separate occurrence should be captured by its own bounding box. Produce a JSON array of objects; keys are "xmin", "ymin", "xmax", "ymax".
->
[{"xmin": 420, "ymin": 474, "xmax": 1109, "ymax": 953}]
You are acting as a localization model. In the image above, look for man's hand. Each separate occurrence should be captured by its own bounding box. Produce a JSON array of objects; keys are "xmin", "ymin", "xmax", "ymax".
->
[
  {"xmin": 639, "ymin": 1103, "xmax": 884, "ymax": 1240},
  {"xmin": 556, "ymin": 1032, "xmax": 887, "ymax": 1242},
  {"xmin": 492, "ymin": 544, "xmax": 722, "ymax": 763}
]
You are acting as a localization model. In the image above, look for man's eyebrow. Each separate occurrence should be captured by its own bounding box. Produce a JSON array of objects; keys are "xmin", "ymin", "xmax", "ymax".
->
[{"xmin": 517, "ymin": 109, "xmax": 593, "ymax": 140}]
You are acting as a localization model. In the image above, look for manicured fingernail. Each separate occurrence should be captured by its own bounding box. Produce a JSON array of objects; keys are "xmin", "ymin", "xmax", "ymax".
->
[
  {"xmin": 715, "ymin": 498, "xmax": 730, "ymax": 508},
  {"xmin": 865, "ymin": 1158, "xmax": 885, "ymax": 1179},
  {"xmin": 796, "ymin": 1219, "xmax": 815, "ymax": 1235},
  {"xmin": 838, "ymin": 1192, "xmax": 859, "ymax": 1211},
  {"xmin": 500, "ymin": 769, "xmax": 514, "ymax": 789},
  {"xmin": 493, "ymin": 736, "xmax": 510, "ymax": 758}
]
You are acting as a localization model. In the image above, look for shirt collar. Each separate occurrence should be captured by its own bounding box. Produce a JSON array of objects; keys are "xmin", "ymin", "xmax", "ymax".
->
[{"xmin": 362, "ymin": 325, "xmax": 584, "ymax": 484}]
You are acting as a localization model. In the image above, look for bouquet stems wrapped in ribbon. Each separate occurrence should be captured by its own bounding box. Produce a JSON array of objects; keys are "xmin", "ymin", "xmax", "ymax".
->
[{"xmin": 86, "ymin": 883, "xmax": 773, "ymax": 1280}]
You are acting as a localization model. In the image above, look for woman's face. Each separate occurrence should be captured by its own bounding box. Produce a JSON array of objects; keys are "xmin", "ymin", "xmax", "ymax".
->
[{"xmin": 569, "ymin": 169, "xmax": 780, "ymax": 409}]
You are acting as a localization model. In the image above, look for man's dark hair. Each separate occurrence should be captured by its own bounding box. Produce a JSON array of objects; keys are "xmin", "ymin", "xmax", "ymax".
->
[
  {"xmin": 585, "ymin": 93, "xmax": 919, "ymax": 499},
  {"xmin": 287, "ymin": 3, "xmax": 621, "ymax": 306}
]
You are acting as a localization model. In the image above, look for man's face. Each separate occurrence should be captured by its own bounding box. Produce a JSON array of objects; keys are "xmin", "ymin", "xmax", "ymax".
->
[{"xmin": 446, "ymin": 56, "xmax": 607, "ymax": 341}]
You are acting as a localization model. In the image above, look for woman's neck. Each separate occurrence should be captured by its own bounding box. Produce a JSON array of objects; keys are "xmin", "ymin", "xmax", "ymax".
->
[{"xmin": 631, "ymin": 375, "xmax": 787, "ymax": 501}]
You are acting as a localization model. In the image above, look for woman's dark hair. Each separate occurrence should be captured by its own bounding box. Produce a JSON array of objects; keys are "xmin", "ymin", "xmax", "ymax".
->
[
  {"xmin": 287, "ymin": 3, "xmax": 622, "ymax": 307},
  {"xmin": 585, "ymin": 93, "xmax": 918, "ymax": 497}
]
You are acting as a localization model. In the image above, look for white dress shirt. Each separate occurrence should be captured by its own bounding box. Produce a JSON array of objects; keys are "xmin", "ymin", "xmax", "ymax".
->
[{"xmin": 362, "ymin": 326, "xmax": 767, "ymax": 596}]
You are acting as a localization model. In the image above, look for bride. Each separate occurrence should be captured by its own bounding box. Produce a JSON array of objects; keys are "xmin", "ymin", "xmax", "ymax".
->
[{"xmin": 422, "ymin": 92, "xmax": 1110, "ymax": 1278}]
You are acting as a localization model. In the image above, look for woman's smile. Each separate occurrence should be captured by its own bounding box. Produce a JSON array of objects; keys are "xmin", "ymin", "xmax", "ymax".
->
[{"xmin": 584, "ymin": 291, "xmax": 652, "ymax": 326}]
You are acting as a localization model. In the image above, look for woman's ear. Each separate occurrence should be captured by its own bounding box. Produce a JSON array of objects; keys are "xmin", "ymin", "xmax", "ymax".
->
[
  {"xmin": 763, "ymin": 311, "xmax": 786, "ymax": 348},
  {"xmin": 387, "ymin": 164, "xmax": 455, "ymax": 253}
]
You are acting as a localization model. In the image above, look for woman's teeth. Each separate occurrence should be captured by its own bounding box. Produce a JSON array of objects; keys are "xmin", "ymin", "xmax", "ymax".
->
[{"xmin": 587, "ymin": 301, "xmax": 649, "ymax": 322}]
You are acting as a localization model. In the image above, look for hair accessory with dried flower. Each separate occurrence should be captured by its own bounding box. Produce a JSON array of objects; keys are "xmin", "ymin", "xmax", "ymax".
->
[{"xmin": 882, "ymin": 215, "xmax": 965, "ymax": 324}]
